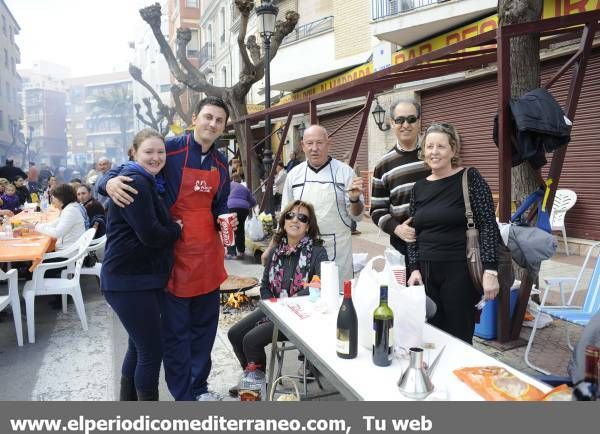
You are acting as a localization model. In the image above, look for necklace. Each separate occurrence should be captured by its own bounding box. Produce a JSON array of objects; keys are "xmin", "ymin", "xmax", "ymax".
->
[{"xmin": 396, "ymin": 143, "xmax": 417, "ymax": 153}]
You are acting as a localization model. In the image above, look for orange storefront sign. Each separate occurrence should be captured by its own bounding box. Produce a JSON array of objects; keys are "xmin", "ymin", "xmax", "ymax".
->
[{"xmin": 276, "ymin": 0, "xmax": 599, "ymax": 105}]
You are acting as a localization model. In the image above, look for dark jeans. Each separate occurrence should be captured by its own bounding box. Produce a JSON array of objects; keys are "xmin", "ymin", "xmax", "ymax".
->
[
  {"xmin": 160, "ymin": 290, "xmax": 220, "ymax": 401},
  {"xmin": 227, "ymin": 208, "xmax": 249, "ymax": 256},
  {"xmin": 273, "ymin": 193, "xmax": 282, "ymax": 212},
  {"xmin": 227, "ymin": 308, "xmax": 286, "ymax": 370},
  {"xmin": 420, "ymin": 260, "xmax": 480, "ymax": 344},
  {"xmin": 103, "ymin": 289, "xmax": 163, "ymax": 394}
]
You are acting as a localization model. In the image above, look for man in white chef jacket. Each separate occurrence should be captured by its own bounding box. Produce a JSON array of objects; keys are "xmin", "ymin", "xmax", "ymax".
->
[{"xmin": 263, "ymin": 124, "xmax": 364, "ymax": 282}]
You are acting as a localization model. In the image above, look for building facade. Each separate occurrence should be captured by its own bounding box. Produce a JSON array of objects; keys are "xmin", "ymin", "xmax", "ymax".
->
[
  {"xmin": 0, "ymin": 0, "xmax": 21, "ymax": 163},
  {"xmin": 167, "ymin": 0, "xmax": 202, "ymax": 121},
  {"xmin": 19, "ymin": 69, "xmax": 68, "ymax": 168},
  {"xmin": 66, "ymin": 72, "xmax": 134, "ymax": 167},
  {"xmin": 131, "ymin": 0, "xmax": 172, "ymax": 132}
]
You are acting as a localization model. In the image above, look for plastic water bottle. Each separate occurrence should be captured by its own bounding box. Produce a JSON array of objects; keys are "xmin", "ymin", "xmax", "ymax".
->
[
  {"xmin": 40, "ymin": 195, "xmax": 49, "ymax": 212},
  {"xmin": 3, "ymin": 218, "xmax": 13, "ymax": 239},
  {"xmin": 279, "ymin": 289, "xmax": 289, "ymax": 304},
  {"xmin": 238, "ymin": 362, "xmax": 266, "ymax": 401}
]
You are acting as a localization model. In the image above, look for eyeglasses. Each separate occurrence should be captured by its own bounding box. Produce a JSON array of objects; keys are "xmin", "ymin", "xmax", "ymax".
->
[
  {"xmin": 393, "ymin": 115, "xmax": 419, "ymax": 125},
  {"xmin": 285, "ymin": 211, "xmax": 309, "ymax": 224}
]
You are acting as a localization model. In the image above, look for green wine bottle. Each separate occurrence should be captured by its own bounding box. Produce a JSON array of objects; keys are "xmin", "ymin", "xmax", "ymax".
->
[{"xmin": 372, "ymin": 284, "xmax": 394, "ymax": 366}]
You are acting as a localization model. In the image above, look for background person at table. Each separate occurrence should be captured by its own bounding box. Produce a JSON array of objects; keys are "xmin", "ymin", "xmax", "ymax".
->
[
  {"xmin": 92, "ymin": 158, "xmax": 112, "ymax": 208},
  {"xmin": 0, "ymin": 184, "xmax": 21, "ymax": 214},
  {"xmin": 77, "ymin": 184, "xmax": 106, "ymax": 238},
  {"xmin": 34, "ymin": 183, "xmax": 88, "ymax": 299},
  {"xmin": 272, "ymin": 161, "xmax": 287, "ymax": 213},
  {"xmin": 99, "ymin": 96, "xmax": 236, "ymax": 401},
  {"xmin": 35, "ymin": 184, "xmax": 87, "ymax": 252},
  {"xmin": 268, "ymin": 125, "xmax": 363, "ymax": 283},
  {"xmin": 406, "ymin": 123, "xmax": 499, "ymax": 344},
  {"xmin": 43, "ymin": 175, "xmax": 58, "ymax": 204},
  {"xmin": 101, "ymin": 129, "xmax": 182, "ymax": 401},
  {"xmin": 226, "ymin": 173, "xmax": 256, "ymax": 259},
  {"xmin": 14, "ymin": 176, "xmax": 32, "ymax": 206},
  {"xmin": 227, "ymin": 200, "xmax": 327, "ymax": 397},
  {"xmin": 0, "ymin": 159, "xmax": 27, "ymax": 183}
]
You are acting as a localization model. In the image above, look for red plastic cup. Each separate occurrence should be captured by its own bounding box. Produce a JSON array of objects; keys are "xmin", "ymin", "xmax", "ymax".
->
[{"xmin": 218, "ymin": 213, "xmax": 236, "ymax": 247}]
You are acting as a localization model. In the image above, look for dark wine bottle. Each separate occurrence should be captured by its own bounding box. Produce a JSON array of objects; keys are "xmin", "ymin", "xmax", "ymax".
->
[
  {"xmin": 572, "ymin": 345, "xmax": 598, "ymax": 401},
  {"xmin": 372, "ymin": 284, "xmax": 394, "ymax": 367},
  {"xmin": 336, "ymin": 280, "xmax": 358, "ymax": 359}
]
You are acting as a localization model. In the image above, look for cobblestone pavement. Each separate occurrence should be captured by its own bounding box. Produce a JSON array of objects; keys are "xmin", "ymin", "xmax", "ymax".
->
[{"xmin": 0, "ymin": 219, "xmax": 591, "ymax": 400}]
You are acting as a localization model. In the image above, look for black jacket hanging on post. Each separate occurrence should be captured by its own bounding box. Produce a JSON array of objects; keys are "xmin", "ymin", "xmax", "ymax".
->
[{"xmin": 493, "ymin": 87, "xmax": 572, "ymax": 169}]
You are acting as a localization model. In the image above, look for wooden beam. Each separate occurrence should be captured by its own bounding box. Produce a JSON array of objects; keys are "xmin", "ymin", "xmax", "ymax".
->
[
  {"xmin": 496, "ymin": 28, "xmax": 512, "ymax": 343},
  {"xmin": 260, "ymin": 112, "xmax": 293, "ymax": 212},
  {"xmin": 349, "ymin": 91, "xmax": 374, "ymax": 168}
]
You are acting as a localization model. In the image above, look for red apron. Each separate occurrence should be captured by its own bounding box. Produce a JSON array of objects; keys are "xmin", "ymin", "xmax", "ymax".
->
[{"xmin": 167, "ymin": 136, "xmax": 227, "ymax": 297}]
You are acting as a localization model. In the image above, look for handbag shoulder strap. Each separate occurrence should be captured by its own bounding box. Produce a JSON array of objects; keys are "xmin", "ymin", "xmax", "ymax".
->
[{"xmin": 461, "ymin": 167, "xmax": 475, "ymax": 228}]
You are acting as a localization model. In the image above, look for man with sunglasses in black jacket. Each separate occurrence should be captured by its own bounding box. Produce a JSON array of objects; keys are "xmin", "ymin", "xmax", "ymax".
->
[{"xmin": 370, "ymin": 99, "xmax": 431, "ymax": 262}]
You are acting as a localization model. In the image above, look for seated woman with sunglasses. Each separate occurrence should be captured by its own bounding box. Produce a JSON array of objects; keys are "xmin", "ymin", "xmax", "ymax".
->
[{"xmin": 227, "ymin": 200, "xmax": 328, "ymax": 397}]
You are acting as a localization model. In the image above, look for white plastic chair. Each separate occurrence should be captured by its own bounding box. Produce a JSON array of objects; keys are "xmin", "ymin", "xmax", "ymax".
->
[
  {"xmin": 524, "ymin": 241, "xmax": 600, "ymax": 374},
  {"xmin": 0, "ymin": 269, "xmax": 24, "ymax": 346},
  {"xmin": 549, "ymin": 189, "xmax": 577, "ymax": 256},
  {"xmin": 80, "ymin": 235, "xmax": 106, "ymax": 280},
  {"xmin": 22, "ymin": 229, "xmax": 96, "ymax": 344}
]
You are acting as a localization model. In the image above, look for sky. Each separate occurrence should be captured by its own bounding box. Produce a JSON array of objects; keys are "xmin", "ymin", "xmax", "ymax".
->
[{"xmin": 5, "ymin": 0, "xmax": 145, "ymax": 77}]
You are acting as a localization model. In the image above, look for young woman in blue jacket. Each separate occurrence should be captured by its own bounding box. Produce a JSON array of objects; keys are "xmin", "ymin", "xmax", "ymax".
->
[{"xmin": 101, "ymin": 129, "xmax": 182, "ymax": 401}]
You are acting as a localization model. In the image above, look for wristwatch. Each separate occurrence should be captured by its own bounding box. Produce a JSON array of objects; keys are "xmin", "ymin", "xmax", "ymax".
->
[{"xmin": 484, "ymin": 270, "xmax": 498, "ymax": 276}]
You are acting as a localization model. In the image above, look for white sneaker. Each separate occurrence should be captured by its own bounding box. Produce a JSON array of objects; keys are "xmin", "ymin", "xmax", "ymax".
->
[{"xmin": 196, "ymin": 391, "xmax": 223, "ymax": 401}]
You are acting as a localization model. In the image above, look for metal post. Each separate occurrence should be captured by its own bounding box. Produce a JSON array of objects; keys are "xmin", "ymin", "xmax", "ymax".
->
[{"xmin": 263, "ymin": 37, "xmax": 274, "ymax": 215}]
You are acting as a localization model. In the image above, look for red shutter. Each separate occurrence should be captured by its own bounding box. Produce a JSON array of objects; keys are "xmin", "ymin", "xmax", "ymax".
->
[
  {"xmin": 420, "ymin": 48, "xmax": 600, "ymax": 240},
  {"xmin": 319, "ymin": 108, "xmax": 369, "ymax": 174}
]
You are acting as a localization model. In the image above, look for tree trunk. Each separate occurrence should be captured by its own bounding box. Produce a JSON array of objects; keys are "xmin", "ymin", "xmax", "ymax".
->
[
  {"xmin": 498, "ymin": 0, "xmax": 544, "ymax": 205},
  {"xmin": 225, "ymin": 90, "xmax": 263, "ymax": 198},
  {"xmin": 499, "ymin": 0, "xmax": 544, "ymax": 299}
]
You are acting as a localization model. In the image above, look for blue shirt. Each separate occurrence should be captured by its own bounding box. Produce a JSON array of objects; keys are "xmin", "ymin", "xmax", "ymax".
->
[{"xmin": 98, "ymin": 132, "xmax": 231, "ymax": 221}]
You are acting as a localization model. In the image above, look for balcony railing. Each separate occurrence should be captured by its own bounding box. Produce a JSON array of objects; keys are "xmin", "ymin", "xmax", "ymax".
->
[
  {"xmin": 281, "ymin": 16, "xmax": 334, "ymax": 46},
  {"xmin": 199, "ymin": 42, "xmax": 215, "ymax": 67},
  {"xmin": 372, "ymin": 0, "xmax": 450, "ymax": 21}
]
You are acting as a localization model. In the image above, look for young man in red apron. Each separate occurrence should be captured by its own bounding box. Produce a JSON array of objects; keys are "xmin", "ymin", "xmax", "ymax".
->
[{"xmin": 100, "ymin": 97, "xmax": 236, "ymax": 401}]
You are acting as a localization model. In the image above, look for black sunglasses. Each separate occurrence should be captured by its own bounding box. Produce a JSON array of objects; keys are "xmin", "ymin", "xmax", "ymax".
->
[
  {"xmin": 285, "ymin": 211, "xmax": 309, "ymax": 224},
  {"xmin": 393, "ymin": 115, "xmax": 419, "ymax": 125}
]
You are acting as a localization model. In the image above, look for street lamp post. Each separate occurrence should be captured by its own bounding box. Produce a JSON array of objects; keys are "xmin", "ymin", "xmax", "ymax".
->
[{"xmin": 256, "ymin": 0, "xmax": 278, "ymax": 215}]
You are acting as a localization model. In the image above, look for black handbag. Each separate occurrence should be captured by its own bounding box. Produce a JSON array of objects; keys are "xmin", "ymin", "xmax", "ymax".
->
[{"xmin": 461, "ymin": 168, "xmax": 514, "ymax": 294}]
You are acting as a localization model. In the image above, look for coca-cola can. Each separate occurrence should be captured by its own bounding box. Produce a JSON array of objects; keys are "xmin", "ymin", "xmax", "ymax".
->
[{"xmin": 218, "ymin": 213, "xmax": 236, "ymax": 247}]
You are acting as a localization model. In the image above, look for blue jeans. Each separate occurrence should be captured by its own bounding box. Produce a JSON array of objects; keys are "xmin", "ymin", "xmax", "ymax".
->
[{"xmin": 160, "ymin": 290, "xmax": 220, "ymax": 400}]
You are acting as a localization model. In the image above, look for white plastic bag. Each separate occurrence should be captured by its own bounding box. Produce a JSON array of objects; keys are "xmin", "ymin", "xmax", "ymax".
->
[
  {"xmin": 522, "ymin": 299, "xmax": 554, "ymax": 329},
  {"xmin": 245, "ymin": 212, "xmax": 265, "ymax": 241},
  {"xmin": 354, "ymin": 256, "xmax": 426, "ymax": 353},
  {"xmin": 352, "ymin": 252, "xmax": 369, "ymax": 273}
]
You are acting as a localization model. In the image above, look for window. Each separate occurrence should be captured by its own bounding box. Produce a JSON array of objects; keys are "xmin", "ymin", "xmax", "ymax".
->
[
  {"xmin": 160, "ymin": 84, "xmax": 171, "ymax": 93},
  {"xmin": 220, "ymin": 8, "xmax": 226, "ymax": 43},
  {"xmin": 4, "ymin": 49, "xmax": 7, "ymax": 67},
  {"xmin": 5, "ymin": 83, "xmax": 10, "ymax": 103},
  {"xmin": 0, "ymin": 110, "xmax": 3, "ymax": 130},
  {"xmin": 188, "ymin": 29, "xmax": 200, "ymax": 56},
  {"xmin": 2, "ymin": 15, "xmax": 6, "ymax": 35},
  {"xmin": 222, "ymin": 66, "xmax": 227, "ymax": 87},
  {"xmin": 186, "ymin": 0, "xmax": 199, "ymax": 7}
]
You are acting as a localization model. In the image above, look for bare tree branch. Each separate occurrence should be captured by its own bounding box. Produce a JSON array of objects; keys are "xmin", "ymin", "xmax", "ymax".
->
[
  {"xmin": 236, "ymin": 0, "xmax": 257, "ymax": 87},
  {"xmin": 140, "ymin": 3, "xmax": 190, "ymax": 84},
  {"xmin": 170, "ymin": 84, "xmax": 192, "ymax": 125},
  {"xmin": 134, "ymin": 103, "xmax": 156, "ymax": 129},
  {"xmin": 246, "ymin": 35, "xmax": 261, "ymax": 65}
]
